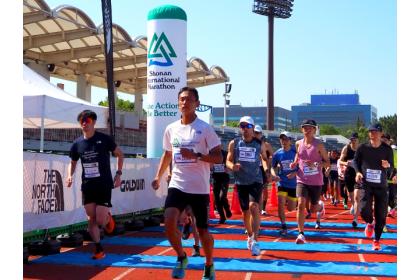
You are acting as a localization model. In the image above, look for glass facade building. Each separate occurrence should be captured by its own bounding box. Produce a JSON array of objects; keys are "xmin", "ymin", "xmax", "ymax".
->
[
  {"xmin": 291, "ymin": 94, "xmax": 377, "ymax": 128},
  {"xmin": 212, "ymin": 105, "xmax": 292, "ymax": 130}
]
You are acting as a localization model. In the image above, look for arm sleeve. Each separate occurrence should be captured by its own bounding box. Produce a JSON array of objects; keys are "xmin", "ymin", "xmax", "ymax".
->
[
  {"xmin": 205, "ymin": 127, "xmax": 221, "ymax": 151},
  {"xmin": 107, "ymin": 135, "xmax": 117, "ymax": 153},
  {"xmin": 162, "ymin": 127, "xmax": 172, "ymax": 152},
  {"xmin": 386, "ymin": 147, "xmax": 395, "ymax": 178},
  {"xmin": 69, "ymin": 142, "xmax": 79, "ymax": 161}
]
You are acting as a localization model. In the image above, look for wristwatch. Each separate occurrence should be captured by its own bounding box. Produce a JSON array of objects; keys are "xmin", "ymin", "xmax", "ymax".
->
[
  {"xmin": 195, "ymin": 152, "xmax": 203, "ymax": 160},
  {"xmin": 115, "ymin": 170, "xmax": 122, "ymax": 176}
]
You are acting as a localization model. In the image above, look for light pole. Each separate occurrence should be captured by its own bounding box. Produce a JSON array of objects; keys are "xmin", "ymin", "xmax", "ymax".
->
[
  {"xmin": 253, "ymin": 0, "xmax": 293, "ymax": 130},
  {"xmin": 223, "ymin": 83, "xmax": 232, "ymax": 127}
]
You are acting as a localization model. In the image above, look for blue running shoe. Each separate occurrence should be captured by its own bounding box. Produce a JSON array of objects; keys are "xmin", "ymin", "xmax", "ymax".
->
[{"xmin": 172, "ymin": 253, "xmax": 188, "ymax": 279}]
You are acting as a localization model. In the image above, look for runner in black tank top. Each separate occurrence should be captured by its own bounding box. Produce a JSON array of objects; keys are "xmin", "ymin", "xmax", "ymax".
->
[{"xmin": 339, "ymin": 132, "xmax": 360, "ymax": 228}]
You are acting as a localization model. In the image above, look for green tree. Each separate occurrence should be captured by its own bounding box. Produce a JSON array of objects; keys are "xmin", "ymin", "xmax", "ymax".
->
[
  {"xmin": 225, "ymin": 120, "xmax": 239, "ymax": 128},
  {"xmin": 379, "ymin": 114, "xmax": 397, "ymax": 143},
  {"xmin": 99, "ymin": 97, "xmax": 135, "ymax": 112},
  {"xmin": 319, "ymin": 124, "xmax": 340, "ymax": 135}
]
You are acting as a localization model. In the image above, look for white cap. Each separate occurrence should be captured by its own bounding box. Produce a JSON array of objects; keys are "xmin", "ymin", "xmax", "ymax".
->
[
  {"xmin": 239, "ymin": 116, "xmax": 254, "ymax": 126},
  {"xmin": 254, "ymin": 125, "xmax": 262, "ymax": 133}
]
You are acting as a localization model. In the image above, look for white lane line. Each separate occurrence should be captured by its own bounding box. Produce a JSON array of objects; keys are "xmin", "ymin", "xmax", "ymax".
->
[
  {"xmin": 244, "ymin": 250, "xmax": 266, "ymax": 280},
  {"xmin": 113, "ymin": 268, "xmax": 136, "ymax": 280},
  {"xmin": 156, "ymin": 247, "xmax": 174, "ymax": 255},
  {"xmin": 112, "ymin": 246, "xmax": 173, "ymax": 280},
  {"xmin": 357, "ymin": 239, "xmax": 378, "ymax": 280}
]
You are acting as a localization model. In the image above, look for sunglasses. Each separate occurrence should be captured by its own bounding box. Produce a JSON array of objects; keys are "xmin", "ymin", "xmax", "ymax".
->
[
  {"xmin": 79, "ymin": 117, "xmax": 93, "ymax": 125},
  {"xmin": 240, "ymin": 123, "xmax": 253, "ymax": 129}
]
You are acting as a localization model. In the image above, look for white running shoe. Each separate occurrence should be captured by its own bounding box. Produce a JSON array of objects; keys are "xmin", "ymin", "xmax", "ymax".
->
[
  {"xmin": 261, "ymin": 210, "xmax": 267, "ymax": 215},
  {"xmin": 315, "ymin": 221, "xmax": 321, "ymax": 229},
  {"xmin": 295, "ymin": 233, "xmax": 306, "ymax": 244},
  {"xmin": 247, "ymin": 235, "xmax": 253, "ymax": 250},
  {"xmin": 251, "ymin": 240, "xmax": 261, "ymax": 256},
  {"xmin": 317, "ymin": 200, "xmax": 325, "ymax": 220}
]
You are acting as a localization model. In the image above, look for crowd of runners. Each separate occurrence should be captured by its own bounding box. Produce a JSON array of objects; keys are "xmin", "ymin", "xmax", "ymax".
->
[{"xmin": 67, "ymin": 87, "xmax": 397, "ymax": 280}]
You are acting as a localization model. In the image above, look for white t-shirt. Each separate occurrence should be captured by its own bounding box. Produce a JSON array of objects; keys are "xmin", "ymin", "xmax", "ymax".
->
[{"xmin": 163, "ymin": 117, "xmax": 221, "ymax": 194}]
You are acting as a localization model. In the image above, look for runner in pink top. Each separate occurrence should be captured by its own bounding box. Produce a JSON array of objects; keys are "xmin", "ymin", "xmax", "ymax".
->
[{"xmin": 290, "ymin": 119, "xmax": 330, "ymax": 244}]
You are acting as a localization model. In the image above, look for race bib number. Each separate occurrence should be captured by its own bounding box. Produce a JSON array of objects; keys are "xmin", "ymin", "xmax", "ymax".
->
[
  {"xmin": 303, "ymin": 162, "xmax": 319, "ymax": 176},
  {"xmin": 213, "ymin": 164, "xmax": 225, "ymax": 173},
  {"xmin": 366, "ymin": 169, "xmax": 381, "ymax": 183},
  {"xmin": 238, "ymin": 146, "xmax": 257, "ymax": 162},
  {"xmin": 330, "ymin": 163, "xmax": 338, "ymax": 171},
  {"xmin": 281, "ymin": 160, "xmax": 293, "ymax": 171},
  {"xmin": 173, "ymin": 145, "xmax": 197, "ymax": 165},
  {"xmin": 83, "ymin": 162, "xmax": 100, "ymax": 178}
]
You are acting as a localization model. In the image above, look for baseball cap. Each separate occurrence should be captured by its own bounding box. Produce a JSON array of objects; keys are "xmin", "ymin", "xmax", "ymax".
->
[
  {"xmin": 239, "ymin": 116, "xmax": 254, "ymax": 126},
  {"xmin": 279, "ymin": 132, "xmax": 291, "ymax": 140},
  {"xmin": 368, "ymin": 123, "xmax": 383, "ymax": 132},
  {"xmin": 301, "ymin": 119, "xmax": 317, "ymax": 128},
  {"xmin": 254, "ymin": 125, "xmax": 263, "ymax": 133},
  {"xmin": 350, "ymin": 132, "xmax": 358, "ymax": 139}
]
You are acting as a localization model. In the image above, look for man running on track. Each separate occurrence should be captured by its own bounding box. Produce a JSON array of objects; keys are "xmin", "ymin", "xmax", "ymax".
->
[
  {"xmin": 339, "ymin": 132, "xmax": 360, "ymax": 227},
  {"xmin": 211, "ymin": 148, "xmax": 232, "ymax": 224},
  {"xmin": 271, "ymin": 133, "xmax": 298, "ymax": 235},
  {"xmin": 253, "ymin": 124, "xmax": 273, "ymax": 215},
  {"xmin": 152, "ymin": 87, "xmax": 222, "ymax": 280},
  {"xmin": 328, "ymin": 150, "xmax": 340, "ymax": 206},
  {"xmin": 290, "ymin": 119, "xmax": 330, "ymax": 243},
  {"xmin": 355, "ymin": 123, "xmax": 394, "ymax": 250},
  {"xmin": 226, "ymin": 116, "xmax": 271, "ymax": 256},
  {"xmin": 66, "ymin": 110, "xmax": 124, "ymax": 260}
]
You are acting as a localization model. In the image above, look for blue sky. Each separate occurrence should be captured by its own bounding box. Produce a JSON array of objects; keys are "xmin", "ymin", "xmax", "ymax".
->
[{"xmin": 45, "ymin": 0, "xmax": 396, "ymax": 117}]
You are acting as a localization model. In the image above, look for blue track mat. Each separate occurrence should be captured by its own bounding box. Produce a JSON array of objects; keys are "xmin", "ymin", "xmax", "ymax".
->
[
  {"xmin": 209, "ymin": 219, "xmax": 397, "ymax": 230},
  {"xmin": 32, "ymin": 251, "xmax": 396, "ymax": 277},
  {"xmin": 143, "ymin": 226, "xmax": 397, "ymax": 240},
  {"xmin": 101, "ymin": 236, "xmax": 396, "ymax": 255}
]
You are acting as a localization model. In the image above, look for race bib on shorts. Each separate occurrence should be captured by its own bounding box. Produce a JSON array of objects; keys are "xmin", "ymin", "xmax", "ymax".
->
[
  {"xmin": 213, "ymin": 164, "xmax": 225, "ymax": 173},
  {"xmin": 83, "ymin": 162, "xmax": 100, "ymax": 178},
  {"xmin": 330, "ymin": 163, "xmax": 338, "ymax": 171},
  {"xmin": 303, "ymin": 162, "xmax": 319, "ymax": 176},
  {"xmin": 366, "ymin": 169, "xmax": 381, "ymax": 183},
  {"xmin": 238, "ymin": 146, "xmax": 256, "ymax": 162}
]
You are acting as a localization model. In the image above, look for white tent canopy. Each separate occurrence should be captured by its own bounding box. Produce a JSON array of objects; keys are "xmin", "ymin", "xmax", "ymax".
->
[{"xmin": 23, "ymin": 64, "xmax": 108, "ymax": 150}]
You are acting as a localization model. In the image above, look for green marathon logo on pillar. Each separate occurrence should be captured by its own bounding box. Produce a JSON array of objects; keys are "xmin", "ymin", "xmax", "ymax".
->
[{"xmin": 148, "ymin": 32, "xmax": 177, "ymax": 67}]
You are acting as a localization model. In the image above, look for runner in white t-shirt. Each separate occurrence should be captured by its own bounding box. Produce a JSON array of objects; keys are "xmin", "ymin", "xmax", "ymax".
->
[{"xmin": 152, "ymin": 87, "xmax": 222, "ymax": 280}]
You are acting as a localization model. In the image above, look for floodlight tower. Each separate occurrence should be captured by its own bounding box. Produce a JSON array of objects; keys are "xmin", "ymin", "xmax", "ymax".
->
[{"xmin": 253, "ymin": 0, "xmax": 293, "ymax": 130}]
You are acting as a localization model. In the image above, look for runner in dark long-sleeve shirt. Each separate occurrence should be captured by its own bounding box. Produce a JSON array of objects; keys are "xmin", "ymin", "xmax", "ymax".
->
[{"xmin": 354, "ymin": 123, "xmax": 394, "ymax": 250}]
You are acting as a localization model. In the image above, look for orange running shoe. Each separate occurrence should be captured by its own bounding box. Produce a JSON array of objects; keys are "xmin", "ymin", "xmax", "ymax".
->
[
  {"xmin": 91, "ymin": 251, "xmax": 105, "ymax": 260},
  {"xmin": 372, "ymin": 240, "xmax": 381, "ymax": 251},
  {"xmin": 364, "ymin": 223, "xmax": 374, "ymax": 238},
  {"xmin": 105, "ymin": 213, "xmax": 115, "ymax": 234}
]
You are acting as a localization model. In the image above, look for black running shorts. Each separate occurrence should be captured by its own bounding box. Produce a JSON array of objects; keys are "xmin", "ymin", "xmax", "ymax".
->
[{"xmin": 164, "ymin": 188, "xmax": 210, "ymax": 229}]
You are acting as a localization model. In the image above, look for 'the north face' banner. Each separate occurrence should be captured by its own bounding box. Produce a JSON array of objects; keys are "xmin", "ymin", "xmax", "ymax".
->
[
  {"xmin": 146, "ymin": 5, "xmax": 187, "ymax": 158},
  {"xmin": 23, "ymin": 152, "xmax": 167, "ymax": 233}
]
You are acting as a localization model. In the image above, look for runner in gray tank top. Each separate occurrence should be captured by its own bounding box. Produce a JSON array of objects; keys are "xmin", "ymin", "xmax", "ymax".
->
[{"xmin": 226, "ymin": 116, "xmax": 271, "ymax": 256}]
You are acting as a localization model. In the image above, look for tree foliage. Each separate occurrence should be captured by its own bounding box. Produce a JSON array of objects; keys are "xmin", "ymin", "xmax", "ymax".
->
[
  {"xmin": 99, "ymin": 97, "xmax": 135, "ymax": 112},
  {"xmin": 225, "ymin": 120, "xmax": 239, "ymax": 128},
  {"xmin": 319, "ymin": 124, "xmax": 340, "ymax": 135},
  {"xmin": 379, "ymin": 114, "xmax": 397, "ymax": 143}
]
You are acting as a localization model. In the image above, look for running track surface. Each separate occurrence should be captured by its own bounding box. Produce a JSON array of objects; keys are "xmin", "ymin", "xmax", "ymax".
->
[{"xmin": 24, "ymin": 190, "xmax": 397, "ymax": 280}]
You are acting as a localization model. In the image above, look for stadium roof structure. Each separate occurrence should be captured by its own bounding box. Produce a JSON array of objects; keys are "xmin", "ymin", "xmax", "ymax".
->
[{"xmin": 23, "ymin": 0, "xmax": 229, "ymax": 95}]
